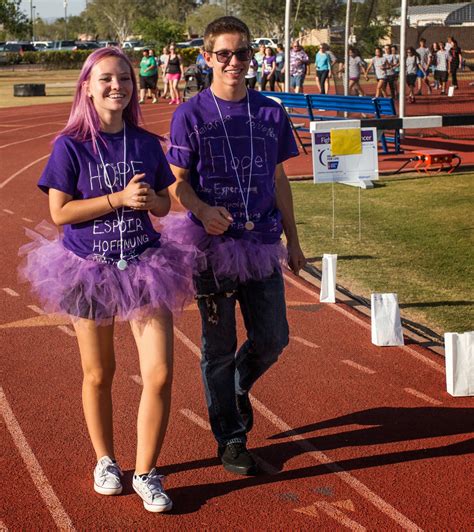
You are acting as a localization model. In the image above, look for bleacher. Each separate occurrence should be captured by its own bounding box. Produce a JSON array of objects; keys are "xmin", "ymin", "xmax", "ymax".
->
[{"xmin": 261, "ymin": 91, "xmax": 400, "ymax": 154}]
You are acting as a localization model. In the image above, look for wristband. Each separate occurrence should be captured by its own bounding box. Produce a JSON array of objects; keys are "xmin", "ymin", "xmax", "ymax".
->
[{"xmin": 106, "ymin": 194, "xmax": 116, "ymax": 210}]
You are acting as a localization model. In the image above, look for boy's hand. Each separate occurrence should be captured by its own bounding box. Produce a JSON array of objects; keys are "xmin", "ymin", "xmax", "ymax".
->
[{"xmin": 198, "ymin": 205, "xmax": 233, "ymax": 235}]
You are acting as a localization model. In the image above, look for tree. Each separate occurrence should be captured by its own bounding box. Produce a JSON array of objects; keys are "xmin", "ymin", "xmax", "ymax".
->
[
  {"xmin": 186, "ymin": 4, "xmax": 225, "ymax": 36},
  {"xmin": 134, "ymin": 17, "xmax": 186, "ymax": 46},
  {"xmin": 0, "ymin": 0, "xmax": 29, "ymax": 39},
  {"xmin": 84, "ymin": 0, "xmax": 142, "ymax": 43}
]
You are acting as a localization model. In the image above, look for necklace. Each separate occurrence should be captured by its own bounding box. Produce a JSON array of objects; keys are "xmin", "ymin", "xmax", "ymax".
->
[
  {"xmin": 94, "ymin": 122, "xmax": 128, "ymax": 270},
  {"xmin": 211, "ymin": 89, "xmax": 255, "ymax": 231}
]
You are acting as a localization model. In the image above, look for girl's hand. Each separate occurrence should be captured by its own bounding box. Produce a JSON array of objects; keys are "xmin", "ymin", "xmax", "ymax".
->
[{"xmin": 119, "ymin": 173, "xmax": 151, "ymax": 209}]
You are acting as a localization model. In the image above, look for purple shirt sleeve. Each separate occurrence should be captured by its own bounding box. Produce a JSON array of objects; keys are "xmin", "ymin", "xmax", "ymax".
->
[
  {"xmin": 38, "ymin": 136, "xmax": 78, "ymax": 196},
  {"xmin": 166, "ymin": 108, "xmax": 197, "ymax": 170}
]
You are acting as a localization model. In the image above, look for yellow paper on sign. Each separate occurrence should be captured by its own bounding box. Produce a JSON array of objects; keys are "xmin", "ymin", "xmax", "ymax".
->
[{"xmin": 330, "ymin": 128, "xmax": 362, "ymax": 156}]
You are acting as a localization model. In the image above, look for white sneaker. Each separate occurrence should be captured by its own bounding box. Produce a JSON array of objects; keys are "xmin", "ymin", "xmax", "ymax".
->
[
  {"xmin": 93, "ymin": 456, "xmax": 123, "ymax": 495},
  {"xmin": 133, "ymin": 468, "xmax": 173, "ymax": 513}
]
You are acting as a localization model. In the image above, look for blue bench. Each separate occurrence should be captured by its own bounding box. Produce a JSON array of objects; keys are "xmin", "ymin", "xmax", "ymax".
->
[{"xmin": 261, "ymin": 91, "xmax": 400, "ymax": 154}]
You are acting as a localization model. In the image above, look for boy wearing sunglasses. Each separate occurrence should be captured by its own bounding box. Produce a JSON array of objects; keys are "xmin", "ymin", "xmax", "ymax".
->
[{"xmin": 166, "ymin": 16, "xmax": 305, "ymax": 476}]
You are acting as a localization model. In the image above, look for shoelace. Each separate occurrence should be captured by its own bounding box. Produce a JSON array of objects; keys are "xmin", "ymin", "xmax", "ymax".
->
[
  {"xmin": 227, "ymin": 443, "xmax": 246, "ymax": 459},
  {"xmin": 144, "ymin": 470, "xmax": 167, "ymax": 500},
  {"xmin": 99, "ymin": 462, "xmax": 122, "ymax": 479}
]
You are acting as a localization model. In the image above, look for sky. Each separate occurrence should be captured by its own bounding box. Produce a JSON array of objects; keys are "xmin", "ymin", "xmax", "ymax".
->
[{"xmin": 20, "ymin": 0, "xmax": 86, "ymax": 21}]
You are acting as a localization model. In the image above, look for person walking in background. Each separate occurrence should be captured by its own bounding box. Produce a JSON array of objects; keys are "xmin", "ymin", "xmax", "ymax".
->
[
  {"xmin": 449, "ymin": 39, "xmax": 462, "ymax": 89},
  {"xmin": 148, "ymin": 49, "xmax": 161, "ymax": 100},
  {"xmin": 261, "ymin": 46, "xmax": 276, "ymax": 91},
  {"xmin": 315, "ymin": 43, "xmax": 331, "ymax": 94},
  {"xmin": 196, "ymin": 46, "xmax": 213, "ymax": 89},
  {"xmin": 254, "ymin": 43, "xmax": 266, "ymax": 91},
  {"xmin": 166, "ymin": 16, "xmax": 305, "ymax": 476},
  {"xmin": 434, "ymin": 41, "xmax": 449, "ymax": 94},
  {"xmin": 339, "ymin": 47, "xmax": 367, "ymax": 96},
  {"xmin": 391, "ymin": 44, "xmax": 400, "ymax": 96},
  {"xmin": 138, "ymin": 49, "xmax": 158, "ymax": 104},
  {"xmin": 406, "ymin": 47, "xmax": 419, "ymax": 103},
  {"xmin": 274, "ymin": 43, "xmax": 285, "ymax": 91},
  {"xmin": 18, "ymin": 46, "xmax": 200, "ymax": 513},
  {"xmin": 429, "ymin": 42, "xmax": 440, "ymax": 89},
  {"xmin": 445, "ymin": 35, "xmax": 454, "ymax": 54},
  {"xmin": 245, "ymin": 56, "xmax": 258, "ymax": 89},
  {"xmin": 416, "ymin": 38, "xmax": 432, "ymax": 96},
  {"xmin": 164, "ymin": 44, "xmax": 184, "ymax": 104},
  {"xmin": 383, "ymin": 43, "xmax": 398, "ymax": 99},
  {"xmin": 160, "ymin": 46, "xmax": 170, "ymax": 99},
  {"xmin": 289, "ymin": 40, "xmax": 309, "ymax": 93},
  {"xmin": 324, "ymin": 44, "xmax": 338, "ymax": 94},
  {"xmin": 366, "ymin": 47, "xmax": 388, "ymax": 97}
]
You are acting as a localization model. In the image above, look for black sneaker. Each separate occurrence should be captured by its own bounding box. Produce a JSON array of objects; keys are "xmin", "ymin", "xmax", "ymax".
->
[
  {"xmin": 236, "ymin": 392, "xmax": 254, "ymax": 433},
  {"xmin": 218, "ymin": 442, "xmax": 258, "ymax": 476}
]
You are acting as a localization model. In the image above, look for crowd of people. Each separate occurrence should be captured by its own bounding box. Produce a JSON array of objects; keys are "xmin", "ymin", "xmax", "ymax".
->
[{"xmin": 135, "ymin": 35, "xmax": 464, "ymax": 106}]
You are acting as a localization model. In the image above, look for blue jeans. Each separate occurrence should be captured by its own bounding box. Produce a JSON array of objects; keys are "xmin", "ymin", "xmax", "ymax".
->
[{"xmin": 195, "ymin": 269, "xmax": 289, "ymax": 446}]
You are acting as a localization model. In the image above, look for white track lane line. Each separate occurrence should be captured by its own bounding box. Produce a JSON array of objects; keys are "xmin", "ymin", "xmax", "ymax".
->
[
  {"xmin": 342, "ymin": 360, "xmax": 376, "ymax": 375},
  {"xmin": 314, "ymin": 500, "xmax": 367, "ymax": 531},
  {"xmin": 27, "ymin": 305, "xmax": 45, "ymax": 315},
  {"xmin": 0, "ymin": 122, "xmax": 66, "ymax": 136},
  {"xmin": 174, "ymin": 326, "xmax": 422, "ymax": 531},
  {"xmin": 0, "ymin": 154, "xmax": 50, "ymax": 189},
  {"xmin": 0, "ymin": 387, "xmax": 75, "ymax": 530},
  {"xmin": 2, "ymin": 288, "xmax": 19, "ymax": 297},
  {"xmin": 404, "ymin": 388, "xmax": 442, "ymax": 406},
  {"xmin": 2, "ymin": 209, "xmax": 14, "ymax": 214},
  {"xmin": 22, "ymin": 217, "xmax": 34, "ymax": 223},
  {"xmin": 57, "ymin": 325, "xmax": 76, "ymax": 337},
  {"xmin": 180, "ymin": 408, "xmax": 211, "ymax": 431},
  {"xmin": 283, "ymin": 273, "xmax": 444, "ymax": 374},
  {"xmin": 290, "ymin": 336, "xmax": 320, "ymax": 349},
  {"xmin": 0, "ymin": 131, "xmax": 58, "ymax": 150}
]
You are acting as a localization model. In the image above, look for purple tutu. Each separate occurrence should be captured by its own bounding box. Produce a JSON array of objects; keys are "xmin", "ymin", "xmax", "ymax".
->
[
  {"xmin": 18, "ymin": 221, "xmax": 204, "ymax": 325},
  {"xmin": 158, "ymin": 213, "xmax": 288, "ymax": 283}
]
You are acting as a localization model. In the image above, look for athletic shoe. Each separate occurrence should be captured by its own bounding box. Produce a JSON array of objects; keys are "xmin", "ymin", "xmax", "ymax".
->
[
  {"xmin": 152, "ymin": 97, "xmax": 158, "ymax": 104},
  {"xmin": 218, "ymin": 442, "xmax": 258, "ymax": 476},
  {"xmin": 236, "ymin": 392, "xmax": 254, "ymax": 433},
  {"xmin": 168, "ymin": 99, "xmax": 175, "ymax": 105},
  {"xmin": 93, "ymin": 456, "xmax": 123, "ymax": 495},
  {"xmin": 138, "ymin": 99, "xmax": 144, "ymax": 104},
  {"xmin": 133, "ymin": 468, "xmax": 173, "ymax": 513}
]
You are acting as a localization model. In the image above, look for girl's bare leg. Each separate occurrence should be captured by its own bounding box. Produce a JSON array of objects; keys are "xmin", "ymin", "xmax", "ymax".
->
[
  {"xmin": 73, "ymin": 318, "xmax": 116, "ymax": 460},
  {"xmin": 130, "ymin": 310, "xmax": 173, "ymax": 474}
]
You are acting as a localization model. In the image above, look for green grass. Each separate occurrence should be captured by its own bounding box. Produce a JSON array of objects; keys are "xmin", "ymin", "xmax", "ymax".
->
[{"xmin": 292, "ymin": 172, "xmax": 474, "ymax": 334}]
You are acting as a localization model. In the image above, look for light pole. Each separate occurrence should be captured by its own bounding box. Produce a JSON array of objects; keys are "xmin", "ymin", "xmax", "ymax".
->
[
  {"xmin": 32, "ymin": 5, "xmax": 36, "ymax": 41},
  {"xmin": 284, "ymin": 0, "xmax": 291, "ymax": 92},
  {"xmin": 64, "ymin": 0, "xmax": 68, "ymax": 40},
  {"xmin": 30, "ymin": 0, "xmax": 34, "ymax": 40}
]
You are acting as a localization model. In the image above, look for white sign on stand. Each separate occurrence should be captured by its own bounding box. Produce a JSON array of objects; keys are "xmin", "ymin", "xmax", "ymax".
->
[{"xmin": 310, "ymin": 121, "xmax": 379, "ymax": 187}]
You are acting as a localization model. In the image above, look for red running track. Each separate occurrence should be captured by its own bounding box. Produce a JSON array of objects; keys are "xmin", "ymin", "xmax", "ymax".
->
[{"xmin": 1, "ymin": 101, "xmax": 473, "ymax": 530}]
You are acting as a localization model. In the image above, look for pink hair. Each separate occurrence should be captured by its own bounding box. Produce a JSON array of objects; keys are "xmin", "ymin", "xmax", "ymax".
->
[{"xmin": 58, "ymin": 47, "xmax": 142, "ymax": 145}]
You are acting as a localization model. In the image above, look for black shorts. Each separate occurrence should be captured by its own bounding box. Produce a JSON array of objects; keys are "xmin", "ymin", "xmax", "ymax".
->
[
  {"xmin": 434, "ymin": 70, "xmax": 448, "ymax": 82},
  {"xmin": 406, "ymin": 74, "xmax": 417, "ymax": 87},
  {"xmin": 275, "ymin": 71, "xmax": 284, "ymax": 83},
  {"xmin": 139, "ymin": 75, "xmax": 157, "ymax": 90}
]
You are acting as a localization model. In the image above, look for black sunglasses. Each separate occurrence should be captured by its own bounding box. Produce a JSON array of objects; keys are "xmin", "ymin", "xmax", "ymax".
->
[{"xmin": 210, "ymin": 47, "xmax": 252, "ymax": 63}]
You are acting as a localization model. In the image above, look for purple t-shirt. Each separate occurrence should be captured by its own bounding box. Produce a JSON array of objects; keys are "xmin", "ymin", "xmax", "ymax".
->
[
  {"xmin": 166, "ymin": 88, "xmax": 299, "ymax": 243},
  {"xmin": 38, "ymin": 125, "xmax": 175, "ymax": 263}
]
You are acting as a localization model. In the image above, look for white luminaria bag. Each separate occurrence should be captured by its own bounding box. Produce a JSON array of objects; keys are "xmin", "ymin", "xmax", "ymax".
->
[
  {"xmin": 445, "ymin": 331, "xmax": 474, "ymax": 397},
  {"xmin": 371, "ymin": 293, "xmax": 404, "ymax": 346},
  {"xmin": 320, "ymin": 254, "xmax": 337, "ymax": 303}
]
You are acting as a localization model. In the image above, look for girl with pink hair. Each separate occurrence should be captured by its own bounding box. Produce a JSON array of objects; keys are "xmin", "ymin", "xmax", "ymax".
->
[{"xmin": 19, "ymin": 47, "xmax": 201, "ymax": 513}]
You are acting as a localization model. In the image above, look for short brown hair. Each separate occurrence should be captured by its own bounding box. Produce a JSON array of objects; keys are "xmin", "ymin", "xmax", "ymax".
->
[{"xmin": 203, "ymin": 16, "xmax": 251, "ymax": 52}]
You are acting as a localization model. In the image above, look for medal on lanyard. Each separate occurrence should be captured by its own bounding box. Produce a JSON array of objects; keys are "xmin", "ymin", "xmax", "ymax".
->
[{"xmin": 211, "ymin": 89, "xmax": 255, "ymax": 231}]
